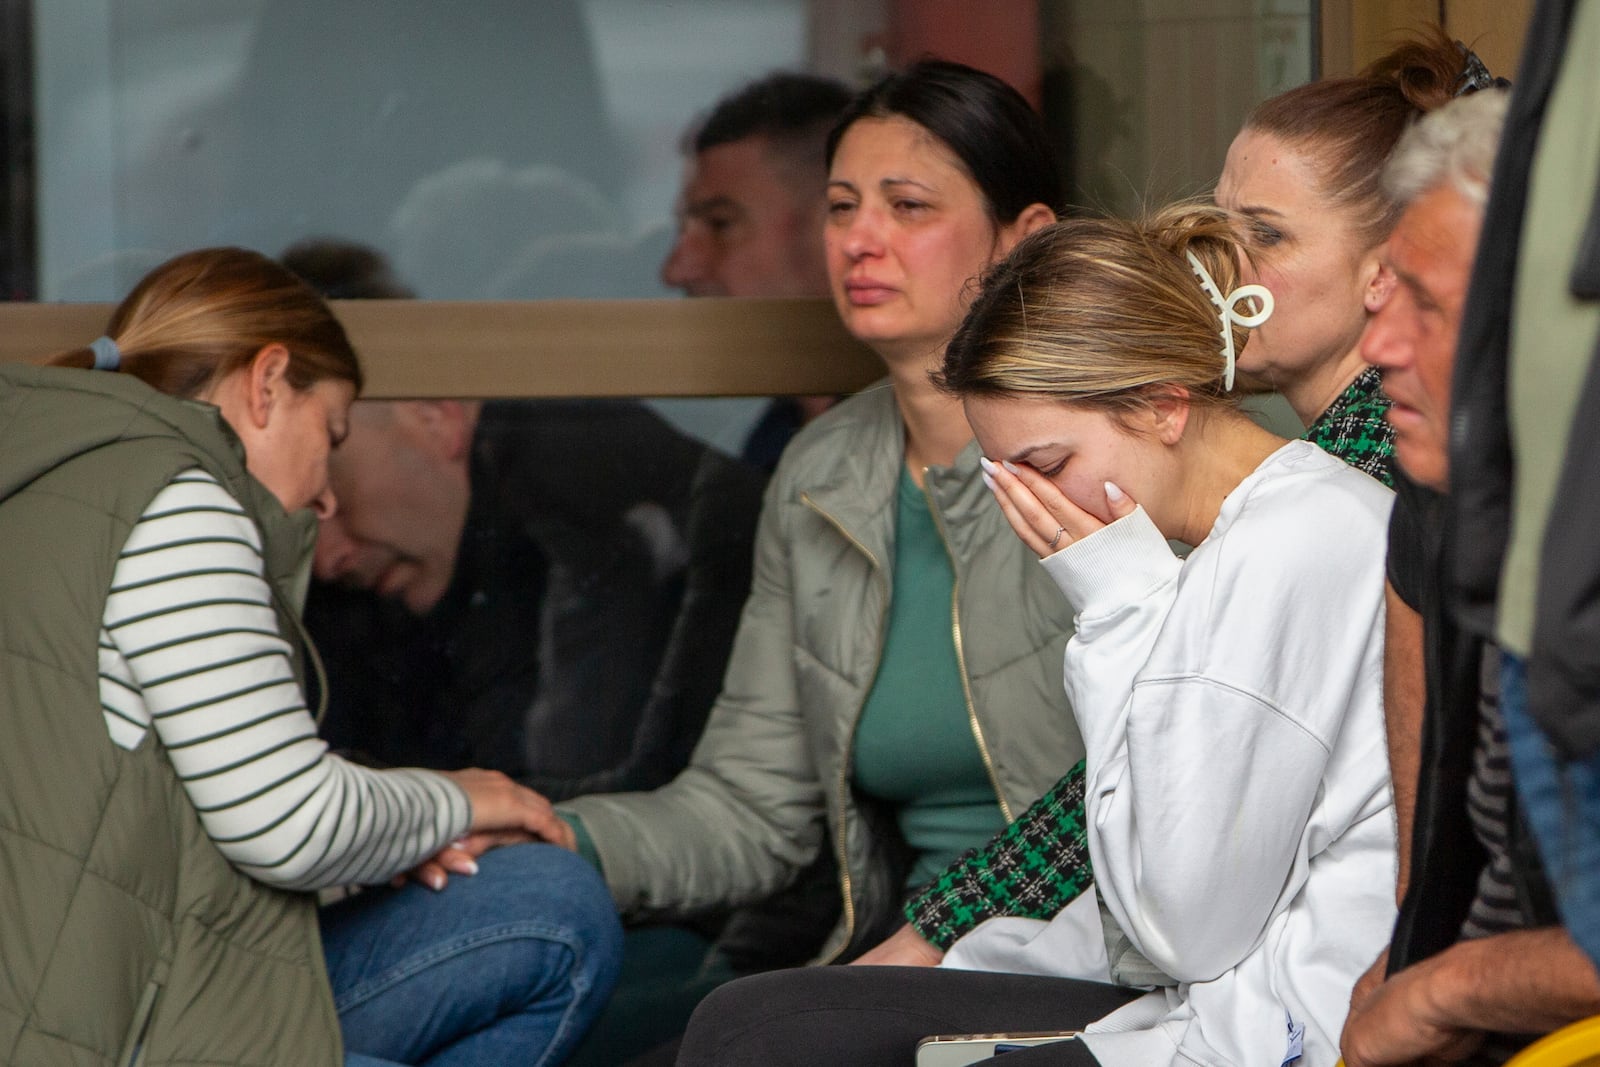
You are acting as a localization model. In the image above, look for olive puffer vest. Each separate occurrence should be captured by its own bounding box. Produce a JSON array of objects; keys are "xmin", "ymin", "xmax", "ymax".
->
[{"xmin": 0, "ymin": 365, "xmax": 340, "ymax": 1066}]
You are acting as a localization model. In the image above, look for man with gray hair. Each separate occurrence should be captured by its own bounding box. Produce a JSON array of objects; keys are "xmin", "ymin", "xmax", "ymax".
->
[{"xmin": 1343, "ymin": 87, "xmax": 1600, "ymax": 1066}]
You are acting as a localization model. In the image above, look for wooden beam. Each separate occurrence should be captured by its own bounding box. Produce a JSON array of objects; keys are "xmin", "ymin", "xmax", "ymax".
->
[{"xmin": 0, "ymin": 298, "xmax": 885, "ymax": 399}]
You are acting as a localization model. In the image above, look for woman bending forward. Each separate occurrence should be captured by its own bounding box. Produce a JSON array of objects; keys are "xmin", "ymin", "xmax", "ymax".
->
[{"xmin": 0, "ymin": 248, "xmax": 621, "ymax": 1067}]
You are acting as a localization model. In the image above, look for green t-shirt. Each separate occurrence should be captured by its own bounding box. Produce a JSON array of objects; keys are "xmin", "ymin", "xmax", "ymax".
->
[
  {"xmin": 1500, "ymin": 1, "xmax": 1600, "ymax": 656},
  {"xmin": 852, "ymin": 467, "xmax": 1006, "ymax": 888},
  {"xmin": 571, "ymin": 473, "xmax": 1007, "ymax": 891}
]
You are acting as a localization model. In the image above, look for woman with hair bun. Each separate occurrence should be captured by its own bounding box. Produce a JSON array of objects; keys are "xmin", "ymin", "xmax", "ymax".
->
[
  {"xmin": 1220, "ymin": 27, "xmax": 1509, "ymax": 933},
  {"xmin": 1218, "ymin": 26, "xmax": 1499, "ymax": 485},
  {"xmin": 675, "ymin": 203, "xmax": 1396, "ymax": 1067},
  {"xmin": 0, "ymin": 247, "xmax": 621, "ymax": 1066}
]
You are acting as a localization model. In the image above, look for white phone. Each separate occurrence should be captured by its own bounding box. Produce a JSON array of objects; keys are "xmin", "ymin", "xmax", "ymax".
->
[{"xmin": 915, "ymin": 1031, "xmax": 1081, "ymax": 1067}]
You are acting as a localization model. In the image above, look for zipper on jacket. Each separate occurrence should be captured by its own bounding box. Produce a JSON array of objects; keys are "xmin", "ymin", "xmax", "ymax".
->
[
  {"xmin": 117, "ymin": 977, "xmax": 162, "ymax": 1067},
  {"xmin": 922, "ymin": 476, "xmax": 1014, "ymax": 824},
  {"xmin": 800, "ymin": 490, "xmax": 889, "ymax": 964}
]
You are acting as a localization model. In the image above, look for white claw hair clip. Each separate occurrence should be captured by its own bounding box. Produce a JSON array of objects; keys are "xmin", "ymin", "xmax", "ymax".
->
[{"xmin": 1185, "ymin": 250, "xmax": 1273, "ymax": 391}]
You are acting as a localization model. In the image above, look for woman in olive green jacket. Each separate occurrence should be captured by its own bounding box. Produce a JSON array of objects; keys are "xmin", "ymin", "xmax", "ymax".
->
[
  {"xmin": 0, "ymin": 249, "xmax": 621, "ymax": 1067},
  {"xmin": 557, "ymin": 61, "xmax": 1083, "ymax": 966}
]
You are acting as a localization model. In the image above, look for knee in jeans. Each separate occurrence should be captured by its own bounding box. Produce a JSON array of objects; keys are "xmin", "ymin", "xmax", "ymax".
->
[{"xmin": 478, "ymin": 844, "xmax": 625, "ymax": 986}]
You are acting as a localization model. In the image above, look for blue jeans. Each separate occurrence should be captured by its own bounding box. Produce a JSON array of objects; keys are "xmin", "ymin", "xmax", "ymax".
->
[
  {"xmin": 1500, "ymin": 652, "xmax": 1600, "ymax": 969},
  {"xmin": 320, "ymin": 843, "xmax": 624, "ymax": 1067}
]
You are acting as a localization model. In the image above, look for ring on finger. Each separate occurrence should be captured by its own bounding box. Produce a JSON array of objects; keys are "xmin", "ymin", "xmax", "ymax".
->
[{"xmin": 1048, "ymin": 526, "xmax": 1067, "ymax": 549}]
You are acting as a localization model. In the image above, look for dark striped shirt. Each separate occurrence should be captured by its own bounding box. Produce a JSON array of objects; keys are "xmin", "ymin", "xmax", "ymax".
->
[
  {"xmin": 1460, "ymin": 647, "xmax": 1527, "ymax": 940},
  {"xmin": 98, "ymin": 469, "xmax": 469, "ymax": 891}
]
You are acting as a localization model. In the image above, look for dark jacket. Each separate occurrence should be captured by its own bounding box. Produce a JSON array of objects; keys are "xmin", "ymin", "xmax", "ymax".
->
[
  {"xmin": 0, "ymin": 365, "xmax": 339, "ymax": 1066},
  {"xmin": 309, "ymin": 399, "xmax": 766, "ymax": 799},
  {"xmin": 1389, "ymin": 477, "xmax": 1557, "ymax": 1065},
  {"xmin": 1448, "ymin": 0, "xmax": 1600, "ymax": 758},
  {"xmin": 1390, "ymin": 478, "xmax": 1556, "ymax": 975}
]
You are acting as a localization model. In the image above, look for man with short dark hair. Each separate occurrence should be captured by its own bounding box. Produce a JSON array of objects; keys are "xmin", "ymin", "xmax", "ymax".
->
[
  {"xmin": 660, "ymin": 72, "xmax": 852, "ymax": 469},
  {"xmin": 661, "ymin": 72, "xmax": 849, "ymax": 299}
]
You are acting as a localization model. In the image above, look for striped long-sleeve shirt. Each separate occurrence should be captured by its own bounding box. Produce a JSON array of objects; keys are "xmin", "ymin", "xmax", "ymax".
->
[{"xmin": 98, "ymin": 469, "xmax": 470, "ymax": 891}]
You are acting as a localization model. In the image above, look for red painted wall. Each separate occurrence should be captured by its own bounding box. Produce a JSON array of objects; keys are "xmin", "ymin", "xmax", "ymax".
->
[{"xmin": 884, "ymin": 1, "xmax": 1042, "ymax": 107}]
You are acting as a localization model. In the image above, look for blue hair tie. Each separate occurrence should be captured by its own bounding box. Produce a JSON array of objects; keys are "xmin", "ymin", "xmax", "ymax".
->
[{"xmin": 89, "ymin": 335, "xmax": 121, "ymax": 371}]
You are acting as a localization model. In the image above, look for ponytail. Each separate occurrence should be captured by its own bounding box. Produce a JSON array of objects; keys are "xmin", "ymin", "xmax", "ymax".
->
[{"xmin": 47, "ymin": 247, "xmax": 362, "ymax": 401}]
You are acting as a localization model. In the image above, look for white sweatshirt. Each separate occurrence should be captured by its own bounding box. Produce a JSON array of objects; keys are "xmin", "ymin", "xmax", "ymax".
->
[{"xmin": 947, "ymin": 441, "xmax": 1396, "ymax": 1067}]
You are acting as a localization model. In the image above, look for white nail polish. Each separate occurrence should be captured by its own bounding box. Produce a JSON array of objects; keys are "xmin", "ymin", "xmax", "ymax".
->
[
  {"xmin": 463, "ymin": 859, "xmax": 479, "ymax": 876},
  {"xmin": 981, "ymin": 470, "xmax": 996, "ymax": 492},
  {"xmin": 1002, "ymin": 461, "xmax": 1021, "ymax": 475},
  {"xmin": 979, "ymin": 456, "xmax": 996, "ymax": 474},
  {"xmin": 1104, "ymin": 481, "xmax": 1126, "ymax": 503}
]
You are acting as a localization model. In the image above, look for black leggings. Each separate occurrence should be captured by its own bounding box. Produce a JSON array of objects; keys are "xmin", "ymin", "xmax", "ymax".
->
[{"xmin": 675, "ymin": 965, "xmax": 1142, "ymax": 1067}]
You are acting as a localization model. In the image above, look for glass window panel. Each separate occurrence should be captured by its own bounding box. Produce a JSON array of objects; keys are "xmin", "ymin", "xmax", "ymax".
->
[
  {"xmin": 13, "ymin": 2, "xmax": 1323, "ymax": 311},
  {"xmin": 28, "ymin": 0, "xmax": 809, "ymax": 302},
  {"xmin": 7, "ymin": 2, "xmax": 1319, "ymax": 447}
]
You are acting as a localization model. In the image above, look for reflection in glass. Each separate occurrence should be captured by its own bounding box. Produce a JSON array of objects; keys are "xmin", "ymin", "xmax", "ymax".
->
[
  {"xmin": 29, "ymin": 0, "xmax": 805, "ymax": 302},
  {"xmin": 307, "ymin": 397, "xmax": 768, "ymax": 801}
]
